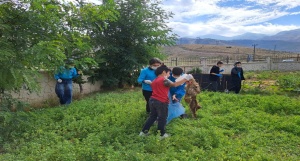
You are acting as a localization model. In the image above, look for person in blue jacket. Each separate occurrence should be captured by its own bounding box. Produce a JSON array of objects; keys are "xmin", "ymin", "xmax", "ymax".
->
[
  {"xmin": 167, "ymin": 67, "xmax": 187, "ymax": 123},
  {"xmin": 54, "ymin": 59, "xmax": 81, "ymax": 105},
  {"xmin": 137, "ymin": 58, "xmax": 162, "ymax": 114}
]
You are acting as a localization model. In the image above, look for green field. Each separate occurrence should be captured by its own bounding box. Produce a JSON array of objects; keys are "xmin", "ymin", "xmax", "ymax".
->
[{"xmin": 1, "ymin": 89, "xmax": 299, "ymax": 160}]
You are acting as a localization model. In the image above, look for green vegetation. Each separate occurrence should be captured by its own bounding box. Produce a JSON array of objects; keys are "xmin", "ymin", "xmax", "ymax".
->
[
  {"xmin": 243, "ymin": 71, "xmax": 300, "ymax": 95},
  {"xmin": 187, "ymin": 67, "xmax": 202, "ymax": 74},
  {"xmin": 1, "ymin": 89, "xmax": 299, "ymax": 160},
  {"xmin": 0, "ymin": 0, "xmax": 176, "ymax": 108}
]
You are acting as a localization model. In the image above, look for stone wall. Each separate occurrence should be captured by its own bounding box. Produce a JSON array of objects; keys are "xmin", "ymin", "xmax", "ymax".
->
[{"xmin": 11, "ymin": 72, "xmax": 102, "ymax": 105}]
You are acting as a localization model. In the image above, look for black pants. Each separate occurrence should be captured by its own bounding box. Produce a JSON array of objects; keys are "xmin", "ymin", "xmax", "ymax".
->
[
  {"xmin": 142, "ymin": 90, "xmax": 152, "ymax": 113},
  {"xmin": 232, "ymin": 79, "xmax": 242, "ymax": 94},
  {"xmin": 142, "ymin": 98, "xmax": 168, "ymax": 136},
  {"xmin": 211, "ymin": 81, "xmax": 219, "ymax": 92}
]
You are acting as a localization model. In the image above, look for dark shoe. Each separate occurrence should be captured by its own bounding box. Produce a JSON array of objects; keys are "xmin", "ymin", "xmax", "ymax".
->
[{"xmin": 180, "ymin": 114, "xmax": 188, "ymax": 119}]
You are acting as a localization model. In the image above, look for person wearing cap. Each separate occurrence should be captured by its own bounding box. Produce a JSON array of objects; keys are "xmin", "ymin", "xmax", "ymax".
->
[
  {"xmin": 231, "ymin": 61, "xmax": 245, "ymax": 94},
  {"xmin": 209, "ymin": 61, "xmax": 224, "ymax": 92},
  {"xmin": 54, "ymin": 59, "xmax": 81, "ymax": 105},
  {"xmin": 137, "ymin": 58, "xmax": 162, "ymax": 114}
]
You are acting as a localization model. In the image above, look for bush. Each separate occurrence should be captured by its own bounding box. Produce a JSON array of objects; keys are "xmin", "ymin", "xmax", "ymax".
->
[{"xmin": 187, "ymin": 67, "xmax": 202, "ymax": 74}]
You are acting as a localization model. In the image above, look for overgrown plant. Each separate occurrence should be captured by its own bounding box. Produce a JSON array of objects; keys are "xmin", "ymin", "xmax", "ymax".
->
[
  {"xmin": 93, "ymin": 0, "xmax": 177, "ymax": 88},
  {"xmin": 187, "ymin": 67, "xmax": 202, "ymax": 74}
]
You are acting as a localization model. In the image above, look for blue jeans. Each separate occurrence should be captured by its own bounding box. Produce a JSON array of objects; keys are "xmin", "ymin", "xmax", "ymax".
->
[
  {"xmin": 142, "ymin": 98, "xmax": 168, "ymax": 136},
  {"xmin": 55, "ymin": 79, "xmax": 73, "ymax": 105}
]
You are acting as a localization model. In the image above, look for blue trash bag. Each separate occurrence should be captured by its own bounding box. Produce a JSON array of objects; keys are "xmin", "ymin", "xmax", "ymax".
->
[{"xmin": 167, "ymin": 95, "xmax": 185, "ymax": 124}]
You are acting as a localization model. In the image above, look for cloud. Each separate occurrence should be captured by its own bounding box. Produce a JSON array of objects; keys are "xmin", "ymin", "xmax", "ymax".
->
[
  {"xmin": 161, "ymin": 0, "xmax": 300, "ymax": 37},
  {"xmin": 246, "ymin": 0, "xmax": 300, "ymax": 9},
  {"xmin": 169, "ymin": 21, "xmax": 300, "ymax": 37}
]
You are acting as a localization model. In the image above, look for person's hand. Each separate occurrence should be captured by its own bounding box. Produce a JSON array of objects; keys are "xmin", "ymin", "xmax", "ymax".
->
[
  {"xmin": 184, "ymin": 74, "xmax": 194, "ymax": 80},
  {"xmin": 219, "ymin": 69, "xmax": 224, "ymax": 72},
  {"xmin": 216, "ymin": 74, "xmax": 222, "ymax": 77},
  {"xmin": 172, "ymin": 95, "xmax": 178, "ymax": 101},
  {"xmin": 77, "ymin": 70, "xmax": 82, "ymax": 75},
  {"xmin": 57, "ymin": 79, "xmax": 62, "ymax": 83},
  {"xmin": 144, "ymin": 80, "xmax": 152, "ymax": 84}
]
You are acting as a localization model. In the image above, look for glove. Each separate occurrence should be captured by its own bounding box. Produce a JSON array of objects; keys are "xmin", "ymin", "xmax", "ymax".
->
[
  {"xmin": 216, "ymin": 74, "xmax": 222, "ymax": 77},
  {"xmin": 184, "ymin": 74, "xmax": 194, "ymax": 80},
  {"xmin": 237, "ymin": 72, "xmax": 241, "ymax": 78},
  {"xmin": 144, "ymin": 80, "xmax": 152, "ymax": 84},
  {"xmin": 57, "ymin": 79, "xmax": 62, "ymax": 83},
  {"xmin": 219, "ymin": 69, "xmax": 224, "ymax": 72}
]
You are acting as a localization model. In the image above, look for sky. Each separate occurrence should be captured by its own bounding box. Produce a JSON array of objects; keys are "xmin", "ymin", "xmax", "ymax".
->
[
  {"xmin": 162, "ymin": 0, "xmax": 300, "ymax": 38},
  {"xmin": 88, "ymin": 0, "xmax": 300, "ymax": 38}
]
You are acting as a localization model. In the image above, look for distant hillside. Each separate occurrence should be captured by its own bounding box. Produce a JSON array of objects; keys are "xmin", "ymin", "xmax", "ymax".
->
[
  {"xmin": 184, "ymin": 28, "xmax": 300, "ymax": 52},
  {"xmin": 232, "ymin": 33, "xmax": 267, "ymax": 40},
  {"xmin": 200, "ymin": 33, "xmax": 268, "ymax": 40},
  {"xmin": 262, "ymin": 29, "xmax": 300, "ymax": 42},
  {"xmin": 176, "ymin": 38, "xmax": 300, "ymax": 53},
  {"xmin": 163, "ymin": 44, "xmax": 293, "ymax": 59}
]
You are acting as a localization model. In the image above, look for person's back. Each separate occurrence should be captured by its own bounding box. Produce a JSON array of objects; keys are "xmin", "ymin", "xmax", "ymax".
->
[
  {"xmin": 209, "ymin": 65, "xmax": 220, "ymax": 81},
  {"xmin": 151, "ymin": 76, "xmax": 170, "ymax": 103}
]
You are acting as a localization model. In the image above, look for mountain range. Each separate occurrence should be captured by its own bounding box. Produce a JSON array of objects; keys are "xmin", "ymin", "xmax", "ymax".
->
[{"xmin": 177, "ymin": 29, "xmax": 300, "ymax": 52}]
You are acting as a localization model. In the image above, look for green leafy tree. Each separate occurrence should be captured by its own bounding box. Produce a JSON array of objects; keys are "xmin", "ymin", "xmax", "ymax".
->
[
  {"xmin": 94, "ymin": 0, "xmax": 177, "ymax": 88},
  {"xmin": 0, "ymin": 0, "xmax": 117, "ymax": 109}
]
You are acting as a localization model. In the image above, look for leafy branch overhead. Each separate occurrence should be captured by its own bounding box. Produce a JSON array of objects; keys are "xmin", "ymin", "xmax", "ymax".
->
[{"xmin": 0, "ymin": 0, "xmax": 176, "ymax": 94}]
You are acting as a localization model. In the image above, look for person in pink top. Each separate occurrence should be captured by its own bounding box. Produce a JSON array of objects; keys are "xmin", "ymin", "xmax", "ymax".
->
[{"xmin": 139, "ymin": 65, "xmax": 193, "ymax": 138}]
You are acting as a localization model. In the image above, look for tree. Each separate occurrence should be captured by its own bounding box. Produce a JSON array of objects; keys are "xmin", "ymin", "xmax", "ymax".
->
[
  {"xmin": 93, "ymin": 0, "xmax": 177, "ymax": 88},
  {"xmin": 0, "ymin": 0, "xmax": 117, "ymax": 109}
]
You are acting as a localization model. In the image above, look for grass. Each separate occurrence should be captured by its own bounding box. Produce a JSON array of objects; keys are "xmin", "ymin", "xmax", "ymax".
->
[{"xmin": 0, "ymin": 88, "xmax": 300, "ymax": 160}]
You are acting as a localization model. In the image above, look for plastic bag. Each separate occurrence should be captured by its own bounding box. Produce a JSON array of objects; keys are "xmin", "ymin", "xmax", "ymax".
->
[{"xmin": 167, "ymin": 94, "xmax": 185, "ymax": 124}]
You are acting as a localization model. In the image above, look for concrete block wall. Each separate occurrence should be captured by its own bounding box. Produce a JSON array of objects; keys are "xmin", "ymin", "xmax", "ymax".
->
[
  {"xmin": 170, "ymin": 57, "xmax": 300, "ymax": 74},
  {"xmin": 11, "ymin": 72, "xmax": 102, "ymax": 105}
]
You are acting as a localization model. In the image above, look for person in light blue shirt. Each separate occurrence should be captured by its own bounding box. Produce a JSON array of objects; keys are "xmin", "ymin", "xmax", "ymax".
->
[
  {"xmin": 54, "ymin": 59, "xmax": 80, "ymax": 105},
  {"xmin": 137, "ymin": 58, "xmax": 162, "ymax": 113}
]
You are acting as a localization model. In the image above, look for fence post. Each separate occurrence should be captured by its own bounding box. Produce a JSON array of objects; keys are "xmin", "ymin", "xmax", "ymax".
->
[
  {"xmin": 175, "ymin": 57, "xmax": 178, "ymax": 66},
  {"xmin": 297, "ymin": 54, "xmax": 300, "ymax": 61}
]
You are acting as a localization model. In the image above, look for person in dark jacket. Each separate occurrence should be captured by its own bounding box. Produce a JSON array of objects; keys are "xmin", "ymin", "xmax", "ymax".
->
[
  {"xmin": 231, "ymin": 61, "xmax": 245, "ymax": 94},
  {"xmin": 137, "ymin": 58, "xmax": 162, "ymax": 114},
  {"xmin": 209, "ymin": 61, "xmax": 224, "ymax": 91}
]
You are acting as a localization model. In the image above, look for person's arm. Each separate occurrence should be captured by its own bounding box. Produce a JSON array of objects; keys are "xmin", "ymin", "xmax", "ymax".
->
[
  {"xmin": 164, "ymin": 76, "xmax": 190, "ymax": 87},
  {"xmin": 241, "ymin": 68, "xmax": 245, "ymax": 80},
  {"xmin": 137, "ymin": 69, "xmax": 146, "ymax": 84},
  {"xmin": 231, "ymin": 67, "xmax": 239, "ymax": 74},
  {"xmin": 71, "ymin": 68, "xmax": 79, "ymax": 78},
  {"xmin": 210, "ymin": 66, "xmax": 217, "ymax": 75},
  {"xmin": 174, "ymin": 84, "xmax": 186, "ymax": 100},
  {"xmin": 54, "ymin": 73, "xmax": 60, "ymax": 80}
]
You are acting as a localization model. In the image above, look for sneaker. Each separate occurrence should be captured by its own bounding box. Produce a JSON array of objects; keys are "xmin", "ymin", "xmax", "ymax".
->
[
  {"xmin": 160, "ymin": 133, "xmax": 170, "ymax": 139},
  {"xmin": 139, "ymin": 131, "xmax": 148, "ymax": 136}
]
